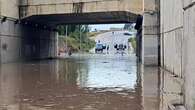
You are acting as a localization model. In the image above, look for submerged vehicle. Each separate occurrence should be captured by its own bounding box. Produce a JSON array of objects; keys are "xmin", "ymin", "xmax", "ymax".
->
[
  {"xmin": 123, "ymin": 32, "xmax": 132, "ymax": 36},
  {"xmin": 95, "ymin": 44, "xmax": 104, "ymax": 53},
  {"xmin": 117, "ymin": 44, "xmax": 127, "ymax": 51}
]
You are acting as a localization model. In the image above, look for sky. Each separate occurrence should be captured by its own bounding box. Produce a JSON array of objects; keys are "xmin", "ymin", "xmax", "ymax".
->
[{"xmin": 89, "ymin": 24, "xmax": 125, "ymax": 31}]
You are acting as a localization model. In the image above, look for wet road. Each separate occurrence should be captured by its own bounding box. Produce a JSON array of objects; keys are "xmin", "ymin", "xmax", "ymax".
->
[
  {"xmin": 91, "ymin": 31, "xmax": 134, "ymax": 54},
  {"xmin": 0, "ymin": 54, "xmax": 183, "ymax": 110}
]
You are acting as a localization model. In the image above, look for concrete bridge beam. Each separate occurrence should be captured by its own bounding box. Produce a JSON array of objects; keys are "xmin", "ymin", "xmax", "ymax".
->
[
  {"xmin": 19, "ymin": 0, "xmax": 143, "ymax": 26},
  {"xmin": 19, "ymin": 0, "xmax": 142, "ymax": 18}
]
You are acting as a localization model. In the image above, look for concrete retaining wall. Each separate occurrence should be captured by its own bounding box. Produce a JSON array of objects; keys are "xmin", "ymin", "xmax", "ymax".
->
[
  {"xmin": 183, "ymin": 1, "xmax": 195, "ymax": 110},
  {"xmin": 160, "ymin": 0, "xmax": 183, "ymax": 77},
  {"xmin": 0, "ymin": 19, "xmax": 58, "ymax": 63},
  {"xmin": 160, "ymin": 0, "xmax": 195, "ymax": 109},
  {"xmin": 0, "ymin": 19, "xmax": 22, "ymax": 63}
]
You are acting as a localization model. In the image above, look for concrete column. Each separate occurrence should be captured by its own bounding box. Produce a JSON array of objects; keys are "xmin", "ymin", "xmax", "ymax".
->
[
  {"xmin": 142, "ymin": 66, "xmax": 160, "ymax": 110},
  {"xmin": 19, "ymin": 24, "xmax": 58, "ymax": 60},
  {"xmin": 142, "ymin": 0, "xmax": 160, "ymax": 65},
  {"xmin": 55, "ymin": 32, "xmax": 59, "ymax": 58}
]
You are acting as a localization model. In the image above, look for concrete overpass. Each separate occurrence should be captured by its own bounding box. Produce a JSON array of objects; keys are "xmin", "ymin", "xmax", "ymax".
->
[
  {"xmin": 19, "ymin": 0, "xmax": 142, "ymax": 25},
  {"xmin": 0, "ymin": 0, "xmax": 159, "ymax": 66},
  {"xmin": 18, "ymin": 0, "xmax": 159, "ymax": 66}
]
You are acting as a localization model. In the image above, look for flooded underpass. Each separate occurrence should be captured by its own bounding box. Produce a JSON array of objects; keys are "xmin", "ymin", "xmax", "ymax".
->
[{"xmin": 0, "ymin": 54, "xmax": 183, "ymax": 110}]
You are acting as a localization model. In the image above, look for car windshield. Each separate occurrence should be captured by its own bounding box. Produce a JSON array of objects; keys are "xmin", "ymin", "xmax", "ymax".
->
[{"xmin": 96, "ymin": 44, "xmax": 103, "ymax": 47}]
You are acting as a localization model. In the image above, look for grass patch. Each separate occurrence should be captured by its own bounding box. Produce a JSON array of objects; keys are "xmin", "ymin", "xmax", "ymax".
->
[
  {"xmin": 59, "ymin": 35, "xmax": 95, "ymax": 52},
  {"xmin": 128, "ymin": 37, "xmax": 136, "ymax": 51}
]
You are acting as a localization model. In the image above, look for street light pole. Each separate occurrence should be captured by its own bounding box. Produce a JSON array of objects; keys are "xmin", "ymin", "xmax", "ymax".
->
[
  {"xmin": 79, "ymin": 25, "xmax": 82, "ymax": 53},
  {"xmin": 66, "ymin": 25, "xmax": 68, "ymax": 53}
]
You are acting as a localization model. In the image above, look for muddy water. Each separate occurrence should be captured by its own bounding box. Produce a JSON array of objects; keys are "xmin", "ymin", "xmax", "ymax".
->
[{"xmin": 0, "ymin": 54, "xmax": 183, "ymax": 110}]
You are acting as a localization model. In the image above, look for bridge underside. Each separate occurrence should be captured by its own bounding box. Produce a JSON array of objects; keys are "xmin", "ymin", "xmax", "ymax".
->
[
  {"xmin": 22, "ymin": 11, "xmax": 137, "ymax": 26},
  {"xmin": 0, "ymin": 10, "xmax": 138, "ymax": 63}
]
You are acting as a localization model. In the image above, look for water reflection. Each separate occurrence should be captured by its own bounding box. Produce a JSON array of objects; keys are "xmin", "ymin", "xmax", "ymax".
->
[
  {"xmin": 0, "ymin": 63, "xmax": 22, "ymax": 110},
  {"xmin": 77, "ymin": 57, "xmax": 137, "ymax": 91},
  {"xmin": 159, "ymin": 69, "xmax": 184, "ymax": 110},
  {"xmin": 0, "ymin": 54, "xmax": 185, "ymax": 110}
]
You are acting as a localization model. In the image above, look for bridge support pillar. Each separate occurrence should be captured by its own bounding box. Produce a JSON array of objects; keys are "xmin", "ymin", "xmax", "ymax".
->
[
  {"xmin": 142, "ymin": 0, "xmax": 160, "ymax": 66},
  {"xmin": 21, "ymin": 25, "xmax": 58, "ymax": 60}
]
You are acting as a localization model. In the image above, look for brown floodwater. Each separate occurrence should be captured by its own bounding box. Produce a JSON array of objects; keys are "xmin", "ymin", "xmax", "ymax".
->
[{"xmin": 0, "ymin": 54, "xmax": 183, "ymax": 110}]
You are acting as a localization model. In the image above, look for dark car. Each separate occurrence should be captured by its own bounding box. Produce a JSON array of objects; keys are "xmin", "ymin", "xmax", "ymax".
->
[
  {"xmin": 117, "ymin": 44, "xmax": 127, "ymax": 51},
  {"xmin": 118, "ymin": 44, "xmax": 124, "ymax": 50},
  {"xmin": 102, "ymin": 44, "xmax": 106, "ymax": 50},
  {"xmin": 123, "ymin": 33, "xmax": 132, "ymax": 36},
  {"xmin": 95, "ymin": 44, "xmax": 104, "ymax": 53}
]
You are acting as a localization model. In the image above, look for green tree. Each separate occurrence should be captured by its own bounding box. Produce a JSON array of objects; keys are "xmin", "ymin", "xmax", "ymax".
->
[{"xmin": 57, "ymin": 25, "xmax": 95, "ymax": 52}]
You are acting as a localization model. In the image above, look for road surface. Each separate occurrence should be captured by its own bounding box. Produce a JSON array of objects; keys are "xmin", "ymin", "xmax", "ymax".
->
[{"xmin": 90, "ymin": 31, "xmax": 135, "ymax": 54}]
